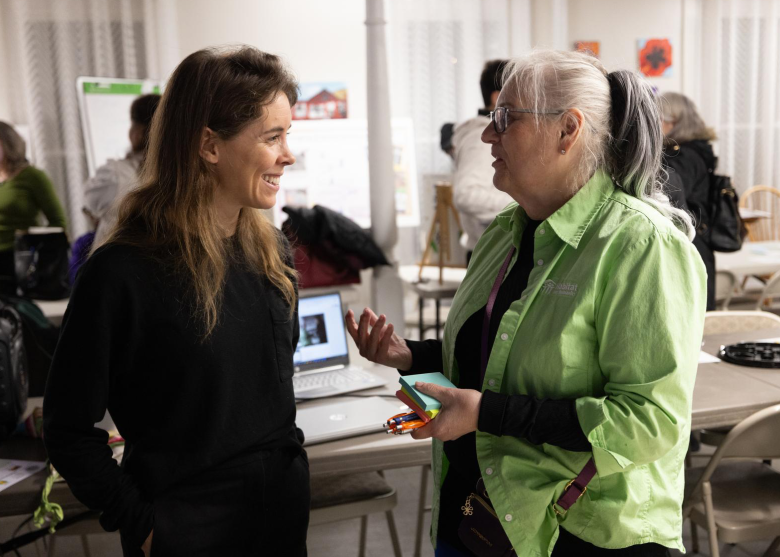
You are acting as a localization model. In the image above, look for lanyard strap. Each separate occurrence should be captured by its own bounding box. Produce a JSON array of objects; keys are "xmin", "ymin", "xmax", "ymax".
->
[
  {"xmin": 480, "ymin": 246, "xmax": 516, "ymax": 385},
  {"xmin": 478, "ymin": 245, "xmax": 596, "ymax": 513}
]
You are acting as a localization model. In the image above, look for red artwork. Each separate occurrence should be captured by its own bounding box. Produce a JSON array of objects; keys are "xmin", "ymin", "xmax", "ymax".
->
[{"xmin": 638, "ymin": 38, "xmax": 673, "ymax": 77}]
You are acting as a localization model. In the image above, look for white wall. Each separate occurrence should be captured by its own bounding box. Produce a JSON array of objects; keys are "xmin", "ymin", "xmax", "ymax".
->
[
  {"xmin": 567, "ymin": 0, "xmax": 684, "ymax": 93},
  {"xmin": 0, "ymin": 13, "xmax": 12, "ymax": 122},
  {"xmin": 174, "ymin": 0, "xmax": 368, "ymax": 118}
]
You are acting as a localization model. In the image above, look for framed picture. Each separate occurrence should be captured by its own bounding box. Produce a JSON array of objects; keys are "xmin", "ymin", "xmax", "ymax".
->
[
  {"xmin": 574, "ymin": 41, "xmax": 600, "ymax": 58},
  {"xmin": 638, "ymin": 38, "xmax": 673, "ymax": 77}
]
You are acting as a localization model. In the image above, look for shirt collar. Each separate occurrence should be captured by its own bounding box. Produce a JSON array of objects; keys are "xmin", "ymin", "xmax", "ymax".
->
[{"xmin": 495, "ymin": 170, "xmax": 615, "ymax": 249}]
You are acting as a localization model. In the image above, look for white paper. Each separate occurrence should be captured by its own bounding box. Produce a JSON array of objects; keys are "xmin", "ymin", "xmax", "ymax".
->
[
  {"xmin": 757, "ymin": 338, "xmax": 780, "ymax": 343},
  {"xmin": 699, "ymin": 351, "xmax": 721, "ymax": 364},
  {"xmin": 0, "ymin": 459, "xmax": 46, "ymax": 492}
]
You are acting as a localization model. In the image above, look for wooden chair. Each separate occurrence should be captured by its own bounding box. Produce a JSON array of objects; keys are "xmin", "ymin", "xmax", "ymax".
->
[
  {"xmin": 684, "ymin": 404, "xmax": 780, "ymax": 557},
  {"xmin": 740, "ymin": 186, "xmax": 780, "ymax": 242}
]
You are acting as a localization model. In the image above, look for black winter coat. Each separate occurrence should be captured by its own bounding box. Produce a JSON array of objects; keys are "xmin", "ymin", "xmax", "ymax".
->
[{"xmin": 663, "ymin": 139, "xmax": 717, "ymax": 310}]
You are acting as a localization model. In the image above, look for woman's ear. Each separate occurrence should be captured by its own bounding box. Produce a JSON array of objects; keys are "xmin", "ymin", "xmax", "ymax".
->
[
  {"xmin": 559, "ymin": 108, "xmax": 585, "ymax": 153},
  {"xmin": 199, "ymin": 127, "xmax": 219, "ymax": 164}
]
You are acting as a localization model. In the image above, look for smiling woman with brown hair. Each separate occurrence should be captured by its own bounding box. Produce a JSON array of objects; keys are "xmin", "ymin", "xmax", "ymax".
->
[{"xmin": 43, "ymin": 46, "xmax": 308, "ymax": 557}]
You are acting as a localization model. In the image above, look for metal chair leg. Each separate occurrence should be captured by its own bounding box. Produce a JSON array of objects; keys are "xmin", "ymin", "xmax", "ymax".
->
[
  {"xmin": 358, "ymin": 515, "xmax": 368, "ymax": 557},
  {"xmin": 46, "ymin": 535, "xmax": 56, "ymax": 557},
  {"xmin": 81, "ymin": 534, "xmax": 92, "ymax": 557},
  {"xmin": 385, "ymin": 510, "xmax": 404, "ymax": 557},
  {"xmin": 762, "ymin": 536, "xmax": 780, "ymax": 557},
  {"xmin": 703, "ymin": 483, "xmax": 720, "ymax": 557},
  {"xmin": 415, "ymin": 464, "xmax": 431, "ymax": 557},
  {"xmin": 690, "ymin": 519, "xmax": 699, "ymax": 553}
]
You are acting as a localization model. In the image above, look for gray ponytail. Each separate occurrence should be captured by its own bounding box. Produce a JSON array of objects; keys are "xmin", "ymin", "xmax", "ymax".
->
[
  {"xmin": 502, "ymin": 51, "xmax": 694, "ymax": 240},
  {"xmin": 606, "ymin": 71, "xmax": 694, "ymax": 239}
]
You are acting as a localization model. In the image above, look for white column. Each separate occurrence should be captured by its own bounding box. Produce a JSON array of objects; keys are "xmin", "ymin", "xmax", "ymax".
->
[{"xmin": 365, "ymin": 0, "xmax": 405, "ymax": 329}]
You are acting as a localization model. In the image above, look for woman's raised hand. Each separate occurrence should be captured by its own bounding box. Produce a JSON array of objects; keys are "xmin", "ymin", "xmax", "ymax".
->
[{"xmin": 345, "ymin": 308, "xmax": 412, "ymax": 371}]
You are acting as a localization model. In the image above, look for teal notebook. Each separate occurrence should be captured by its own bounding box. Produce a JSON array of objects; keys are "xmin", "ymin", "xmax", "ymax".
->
[{"xmin": 398, "ymin": 372, "xmax": 457, "ymax": 412}]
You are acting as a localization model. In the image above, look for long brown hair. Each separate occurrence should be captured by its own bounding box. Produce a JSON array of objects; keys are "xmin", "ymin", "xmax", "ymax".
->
[{"xmin": 104, "ymin": 46, "xmax": 299, "ymax": 337}]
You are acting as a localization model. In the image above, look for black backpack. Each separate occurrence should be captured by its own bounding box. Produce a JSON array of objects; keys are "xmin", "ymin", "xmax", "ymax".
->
[
  {"xmin": 0, "ymin": 304, "xmax": 28, "ymax": 443},
  {"xmin": 14, "ymin": 230, "xmax": 71, "ymax": 300},
  {"xmin": 706, "ymin": 173, "xmax": 744, "ymax": 252},
  {"xmin": 686, "ymin": 142, "xmax": 745, "ymax": 253}
]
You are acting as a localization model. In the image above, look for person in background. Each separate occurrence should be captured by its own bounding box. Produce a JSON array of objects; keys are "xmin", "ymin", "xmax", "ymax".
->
[
  {"xmin": 661, "ymin": 92, "xmax": 718, "ymax": 310},
  {"xmin": 69, "ymin": 94, "xmax": 161, "ymax": 283},
  {"xmin": 347, "ymin": 50, "xmax": 705, "ymax": 556},
  {"xmin": 44, "ymin": 46, "xmax": 307, "ymax": 557},
  {"xmin": 83, "ymin": 93, "xmax": 161, "ymax": 247},
  {"xmin": 0, "ymin": 122, "xmax": 67, "ymax": 294},
  {"xmin": 450, "ymin": 60, "xmax": 513, "ymax": 263}
]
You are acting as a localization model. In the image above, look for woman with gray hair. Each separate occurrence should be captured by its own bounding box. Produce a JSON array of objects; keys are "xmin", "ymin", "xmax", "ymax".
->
[
  {"xmin": 347, "ymin": 50, "xmax": 706, "ymax": 556},
  {"xmin": 661, "ymin": 91, "xmax": 718, "ymax": 310}
]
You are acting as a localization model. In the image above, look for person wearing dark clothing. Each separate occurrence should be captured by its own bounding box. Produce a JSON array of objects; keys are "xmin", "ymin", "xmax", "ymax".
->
[
  {"xmin": 661, "ymin": 92, "xmax": 720, "ymax": 311},
  {"xmin": 43, "ymin": 46, "xmax": 307, "ymax": 557}
]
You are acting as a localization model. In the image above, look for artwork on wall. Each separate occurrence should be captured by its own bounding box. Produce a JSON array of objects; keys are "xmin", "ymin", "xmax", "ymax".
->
[
  {"xmin": 574, "ymin": 41, "xmax": 600, "ymax": 58},
  {"xmin": 293, "ymin": 82, "xmax": 348, "ymax": 120},
  {"xmin": 637, "ymin": 38, "xmax": 673, "ymax": 77}
]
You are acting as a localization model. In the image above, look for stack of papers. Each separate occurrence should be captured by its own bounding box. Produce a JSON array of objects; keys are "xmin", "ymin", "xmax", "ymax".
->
[{"xmin": 396, "ymin": 372, "xmax": 456, "ymax": 420}]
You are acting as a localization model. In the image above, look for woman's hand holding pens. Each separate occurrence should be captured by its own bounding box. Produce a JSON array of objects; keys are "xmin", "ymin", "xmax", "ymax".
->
[
  {"xmin": 410, "ymin": 382, "xmax": 482, "ymax": 442},
  {"xmin": 345, "ymin": 308, "xmax": 413, "ymax": 371}
]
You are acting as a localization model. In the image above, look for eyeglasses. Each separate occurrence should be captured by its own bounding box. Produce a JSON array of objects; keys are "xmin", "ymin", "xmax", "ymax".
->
[{"xmin": 489, "ymin": 106, "xmax": 564, "ymax": 134}]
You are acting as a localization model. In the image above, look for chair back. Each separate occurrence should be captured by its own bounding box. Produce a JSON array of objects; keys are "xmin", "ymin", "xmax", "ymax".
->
[
  {"xmin": 703, "ymin": 310, "xmax": 780, "ymax": 335},
  {"xmin": 695, "ymin": 405, "xmax": 780, "ymax": 491},
  {"xmin": 714, "ymin": 270, "xmax": 737, "ymax": 310},
  {"xmin": 756, "ymin": 270, "xmax": 780, "ymax": 310},
  {"xmin": 740, "ymin": 185, "xmax": 780, "ymax": 241}
]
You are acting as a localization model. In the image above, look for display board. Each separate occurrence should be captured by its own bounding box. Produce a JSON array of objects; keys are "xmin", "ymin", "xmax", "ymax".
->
[
  {"xmin": 76, "ymin": 77, "xmax": 161, "ymax": 176},
  {"xmin": 275, "ymin": 118, "xmax": 420, "ymax": 228}
]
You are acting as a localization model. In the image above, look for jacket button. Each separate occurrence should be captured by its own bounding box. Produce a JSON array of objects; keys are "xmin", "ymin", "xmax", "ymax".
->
[
  {"xmin": 537, "ymin": 259, "xmax": 544, "ymax": 266},
  {"xmin": 505, "ymin": 514, "xmax": 513, "ymax": 522},
  {"xmin": 539, "ymin": 228, "xmax": 545, "ymax": 235},
  {"xmin": 485, "ymin": 467, "xmax": 494, "ymax": 475},
  {"xmin": 500, "ymin": 333, "xmax": 509, "ymax": 341},
  {"xmin": 488, "ymin": 379, "xmax": 496, "ymax": 387}
]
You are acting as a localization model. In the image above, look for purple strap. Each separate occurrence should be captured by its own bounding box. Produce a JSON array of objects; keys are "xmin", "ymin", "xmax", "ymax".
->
[
  {"xmin": 479, "ymin": 247, "xmax": 596, "ymax": 514},
  {"xmin": 554, "ymin": 458, "xmax": 597, "ymax": 512},
  {"xmin": 480, "ymin": 247, "xmax": 515, "ymax": 385}
]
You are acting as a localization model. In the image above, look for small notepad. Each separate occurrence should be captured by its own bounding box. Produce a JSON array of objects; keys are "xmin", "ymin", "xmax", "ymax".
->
[{"xmin": 398, "ymin": 372, "xmax": 457, "ymax": 412}]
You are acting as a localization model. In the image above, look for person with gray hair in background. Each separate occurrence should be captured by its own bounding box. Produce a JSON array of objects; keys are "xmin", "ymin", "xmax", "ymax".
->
[
  {"xmin": 661, "ymin": 92, "xmax": 719, "ymax": 310},
  {"xmin": 346, "ymin": 50, "xmax": 706, "ymax": 556}
]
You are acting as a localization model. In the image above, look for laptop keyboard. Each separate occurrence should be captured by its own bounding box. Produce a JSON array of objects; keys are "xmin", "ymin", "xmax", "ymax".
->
[{"xmin": 293, "ymin": 368, "xmax": 383, "ymax": 396}]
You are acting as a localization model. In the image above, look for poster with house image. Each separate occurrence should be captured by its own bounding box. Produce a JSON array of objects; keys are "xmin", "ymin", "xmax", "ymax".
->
[{"xmin": 293, "ymin": 82, "xmax": 348, "ymax": 120}]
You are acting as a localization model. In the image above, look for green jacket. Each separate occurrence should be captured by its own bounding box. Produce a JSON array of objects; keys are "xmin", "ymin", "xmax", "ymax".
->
[
  {"xmin": 432, "ymin": 170, "xmax": 707, "ymax": 555},
  {"xmin": 0, "ymin": 166, "xmax": 67, "ymax": 251}
]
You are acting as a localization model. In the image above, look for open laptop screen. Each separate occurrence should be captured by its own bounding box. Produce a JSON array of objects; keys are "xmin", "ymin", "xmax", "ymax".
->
[{"xmin": 294, "ymin": 292, "xmax": 350, "ymax": 372}]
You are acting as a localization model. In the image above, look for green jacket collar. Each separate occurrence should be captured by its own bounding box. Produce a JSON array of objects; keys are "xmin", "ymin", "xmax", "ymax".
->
[{"xmin": 495, "ymin": 170, "xmax": 615, "ymax": 249}]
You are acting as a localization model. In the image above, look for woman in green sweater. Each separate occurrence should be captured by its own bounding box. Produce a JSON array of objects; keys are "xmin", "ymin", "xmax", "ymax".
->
[{"xmin": 0, "ymin": 122, "xmax": 67, "ymax": 293}]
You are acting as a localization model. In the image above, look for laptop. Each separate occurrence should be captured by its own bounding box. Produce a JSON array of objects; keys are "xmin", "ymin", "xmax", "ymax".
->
[
  {"xmin": 292, "ymin": 292, "xmax": 386, "ymax": 399},
  {"xmin": 296, "ymin": 396, "xmax": 407, "ymax": 446}
]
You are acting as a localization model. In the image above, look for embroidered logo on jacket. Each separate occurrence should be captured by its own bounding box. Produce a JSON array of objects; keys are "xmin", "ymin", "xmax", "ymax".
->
[{"xmin": 542, "ymin": 279, "xmax": 578, "ymax": 297}]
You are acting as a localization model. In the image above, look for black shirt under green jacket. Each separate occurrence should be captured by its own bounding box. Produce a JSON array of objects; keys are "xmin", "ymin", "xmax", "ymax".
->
[{"xmin": 43, "ymin": 239, "xmax": 301, "ymax": 549}]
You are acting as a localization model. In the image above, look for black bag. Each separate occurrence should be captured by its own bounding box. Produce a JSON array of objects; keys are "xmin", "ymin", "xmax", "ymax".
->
[
  {"xmin": 0, "ymin": 304, "xmax": 28, "ymax": 443},
  {"xmin": 705, "ymin": 173, "xmax": 744, "ymax": 253},
  {"xmin": 458, "ymin": 479, "xmax": 516, "ymax": 557},
  {"xmin": 14, "ymin": 230, "xmax": 71, "ymax": 300}
]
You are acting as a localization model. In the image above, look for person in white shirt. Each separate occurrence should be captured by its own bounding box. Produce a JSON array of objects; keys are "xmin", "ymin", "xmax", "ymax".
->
[
  {"xmin": 83, "ymin": 94, "xmax": 161, "ymax": 246},
  {"xmin": 450, "ymin": 60, "xmax": 513, "ymax": 262}
]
